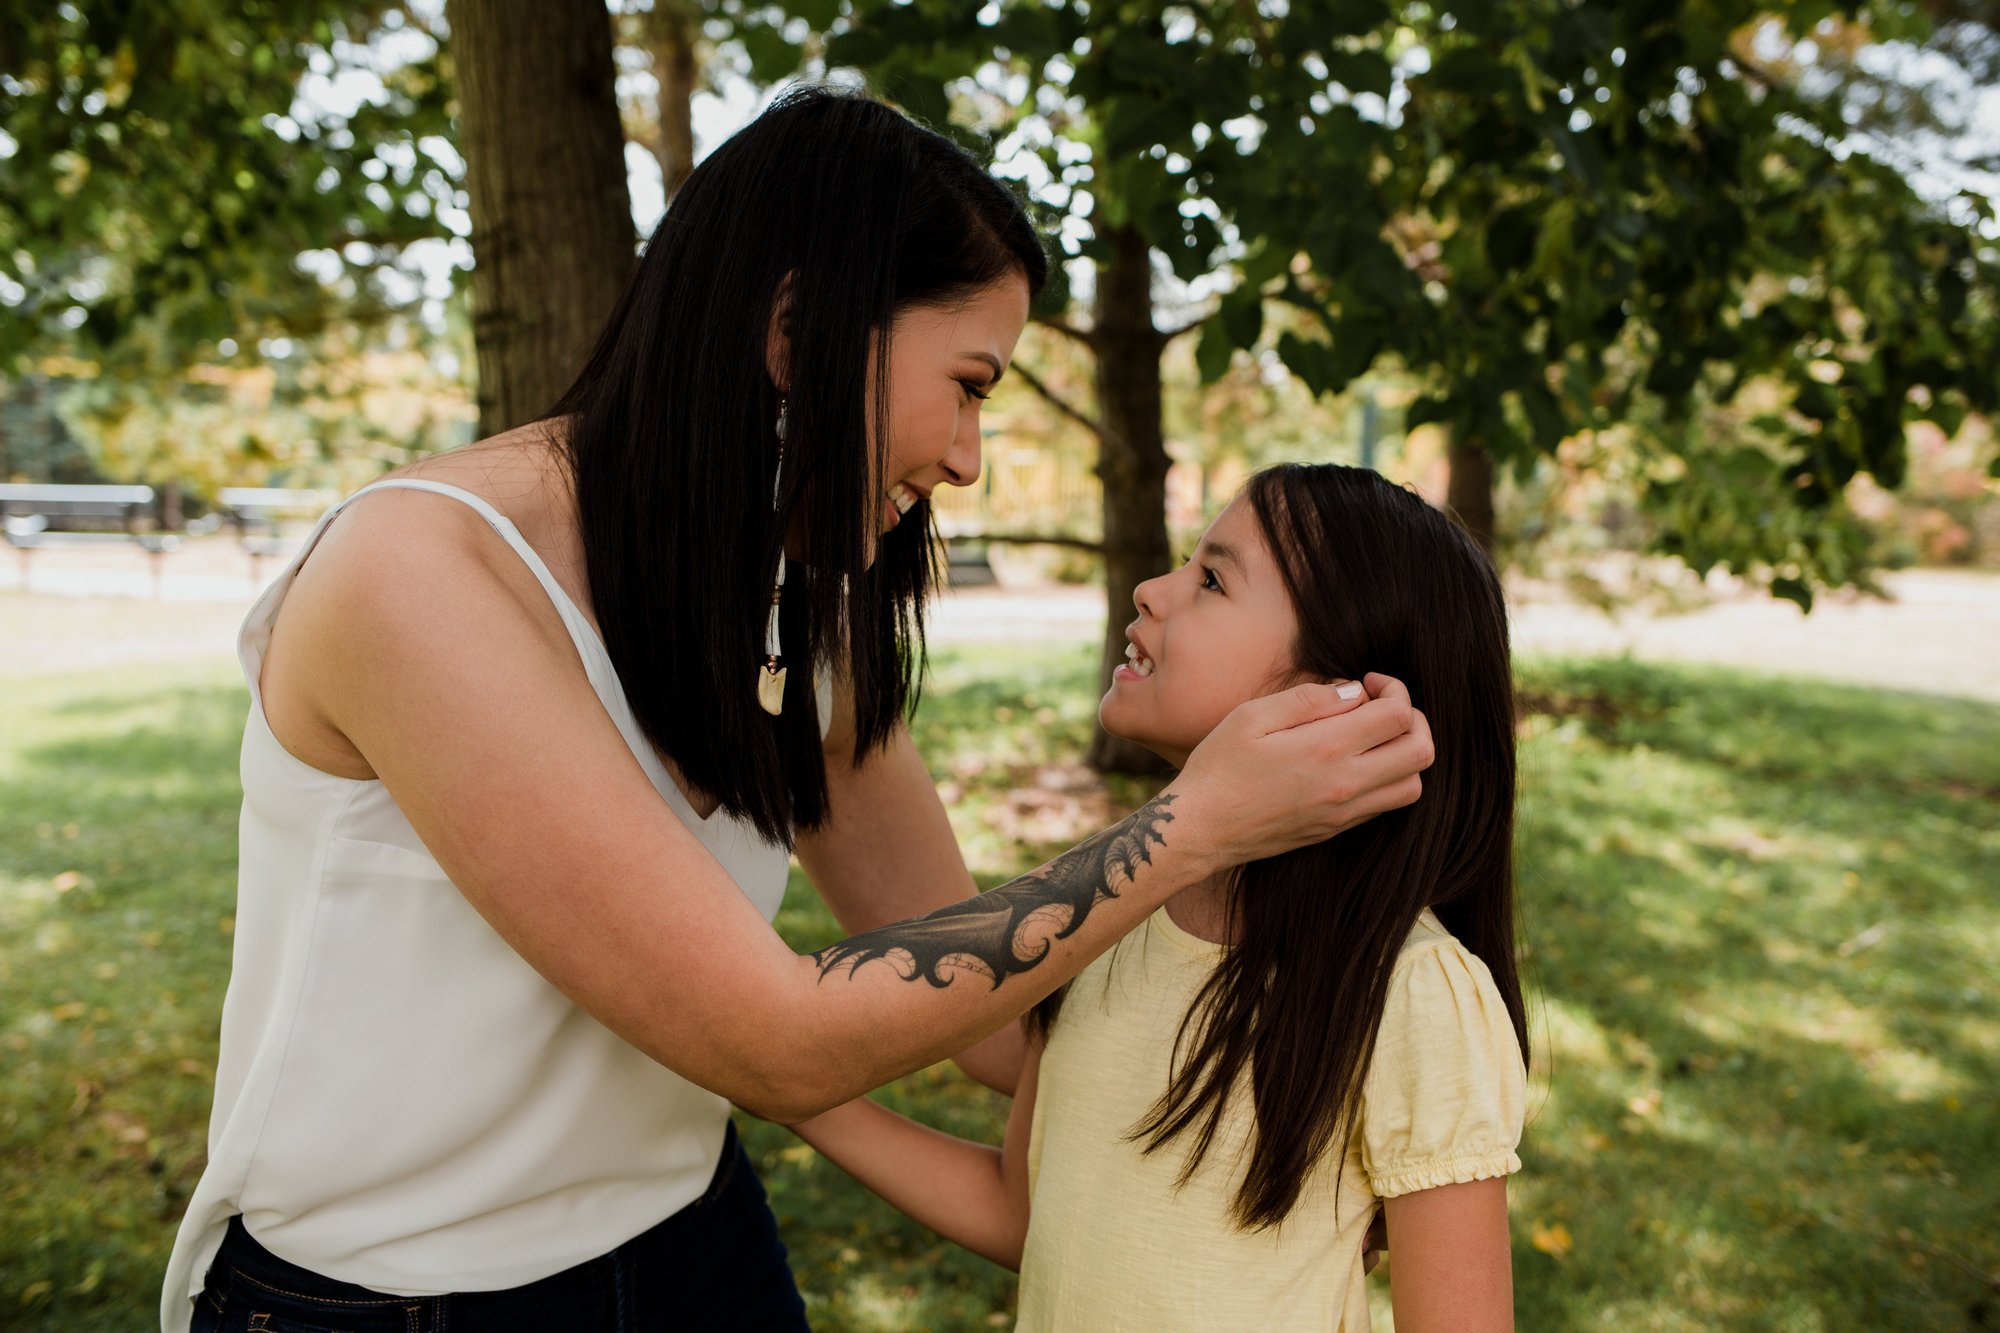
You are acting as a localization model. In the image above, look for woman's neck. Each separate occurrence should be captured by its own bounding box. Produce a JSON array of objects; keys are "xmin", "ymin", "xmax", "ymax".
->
[{"xmin": 1164, "ymin": 868, "xmax": 1239, "ymax": 945}]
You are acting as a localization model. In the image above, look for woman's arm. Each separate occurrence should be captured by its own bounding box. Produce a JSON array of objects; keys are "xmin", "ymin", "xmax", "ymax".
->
[
  {"xmin": 289, "ymin": 495, "xmax": 1431, "ymax": 1122},
  {"xmin": 789, "ymin": 1037, "xmax": 1043, "ymax": 1269},
  {"xmin": 1381, "ymin": 1178, "xmax": 1514, "ymax": 1332},
  {"xmin": 796, "ymin": 693, "xmax": 1026, "ymax": 1094}
]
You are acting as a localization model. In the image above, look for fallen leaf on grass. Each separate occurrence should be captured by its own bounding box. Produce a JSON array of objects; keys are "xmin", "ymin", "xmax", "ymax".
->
[
  {"xmin": 99, "ymin": 1110, "xmax": 150, "ymax": 1145},
  {"xmin": 1531, "ymin": 1221, "xmax": 1573, "ymax": 1258}
]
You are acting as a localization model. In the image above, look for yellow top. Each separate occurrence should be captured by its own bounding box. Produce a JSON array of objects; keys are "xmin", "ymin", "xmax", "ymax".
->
[{"xmin": 1018, "ymin": 905, "xmax": 1526, "ymax": 1332}]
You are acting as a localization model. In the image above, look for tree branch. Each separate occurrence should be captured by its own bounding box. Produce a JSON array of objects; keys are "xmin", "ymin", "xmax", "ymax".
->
[
  {"xmin": 1010, "ymin": 362, "xmax": 1107, "ymax": 440},
  {"xmin": 940, "ymin": 528, "xmax": 1103, "ymax": 553},
  {"xmin": 1031, "ymin": 313, "xmax": 1098, "ymax": 350}
]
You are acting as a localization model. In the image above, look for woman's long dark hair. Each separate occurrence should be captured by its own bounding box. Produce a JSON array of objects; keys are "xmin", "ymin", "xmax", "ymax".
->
[
  {"xmin": 1037, "ymin": 463, "xmax": 1526, "ymax": 1230},
  {"xmin": 541, "ymin": 86, "xmax": 1046, "ymax": 844}
]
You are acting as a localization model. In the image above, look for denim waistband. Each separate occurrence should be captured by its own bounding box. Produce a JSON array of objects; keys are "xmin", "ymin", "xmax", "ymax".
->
[{"xmin": 216, "ymin": 1119, "xmax": 743, "ymax": 1304}]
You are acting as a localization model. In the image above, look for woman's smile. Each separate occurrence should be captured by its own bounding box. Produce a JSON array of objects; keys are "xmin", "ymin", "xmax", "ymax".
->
[{"xmin": 883, "ymin": 481, "xmax": 921, "ymax": 531}]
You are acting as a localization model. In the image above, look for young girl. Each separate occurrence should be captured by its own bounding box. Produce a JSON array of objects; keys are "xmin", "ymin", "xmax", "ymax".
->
[{"xmin": 798, "ymin": 462, "xmax": 1528, "ymax": 1331}]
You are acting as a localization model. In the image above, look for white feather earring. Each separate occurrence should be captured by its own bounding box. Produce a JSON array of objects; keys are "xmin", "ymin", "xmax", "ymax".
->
[{"xmin": 757, "ymin": 397, "xmax": 789, "ymax": 716}]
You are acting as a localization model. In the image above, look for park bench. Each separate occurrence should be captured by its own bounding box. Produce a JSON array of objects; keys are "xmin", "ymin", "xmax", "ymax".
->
[
  {"xmin": 216, "ymin": 487, "xmax": 334, "ymax": 581},
  {"xmin": 0, "ymin": 483, "xmax": 180, "ymax": 591}
]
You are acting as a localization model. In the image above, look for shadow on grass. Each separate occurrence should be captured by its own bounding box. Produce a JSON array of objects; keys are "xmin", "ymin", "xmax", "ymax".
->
[
  {"xmin": 1508, "ymin": 660, "xmax": 1999, "ymax": 1329},
  {"xmin": 2, "ymin": 674, "xmax": 249, "ymax": 1331},
  {"xmin": 4, "ymin": 656, "xmax": 1996, "ymax": 1330}
]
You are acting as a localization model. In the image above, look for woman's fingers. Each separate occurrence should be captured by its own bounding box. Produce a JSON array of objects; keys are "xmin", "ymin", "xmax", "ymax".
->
[
  {"xmin": 1273, "ymin": 686, "xmax": 1423, "ymax": 769},
  {"xmin": 1244, "ymin": 679, "xmax": 1371, "ymax": 738},
  {"xmin": 1170, "ymin": 673, "xmax": 1432, "ymax": 865}
]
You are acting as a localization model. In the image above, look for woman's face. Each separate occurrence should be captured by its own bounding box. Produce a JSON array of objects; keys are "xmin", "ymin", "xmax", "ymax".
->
[
  {"xmin": 1099, "ymin": 495, "xmax": 1303, "ymax": 768},
  {"xmin": 870, "ymin": 272, "xmax": 1030, "ymax": 549}
]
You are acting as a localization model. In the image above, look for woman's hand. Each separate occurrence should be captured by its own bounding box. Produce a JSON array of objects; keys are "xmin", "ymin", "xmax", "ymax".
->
[{"xmin": 1164, "ymin": 673, "xmax": 1432, "ymax": 873}]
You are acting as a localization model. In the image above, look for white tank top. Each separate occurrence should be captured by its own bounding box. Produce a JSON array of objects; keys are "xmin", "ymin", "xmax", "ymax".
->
[{"xmin": 161, "ymin": 479, "xmax": 827, "ymax": 1332}]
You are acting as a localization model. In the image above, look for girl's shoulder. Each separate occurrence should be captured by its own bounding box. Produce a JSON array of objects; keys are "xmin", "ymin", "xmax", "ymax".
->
[
  {"xmin": 1379, "ymin": 911, "xmax": 1515, "ymax": 1049},
  {"xmin": 1361, "ymin": 913, "xmax": 1528, "ymax": 1199}
]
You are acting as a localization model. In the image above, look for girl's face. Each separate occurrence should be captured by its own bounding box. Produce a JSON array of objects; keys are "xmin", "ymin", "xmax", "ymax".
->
[
  {"xmin": 1100, "ymin": 495, "xmax": 1303, "ymax": 768},
  {"xmin": 872, "ymin": 273, "xmax": 1030, "ymax": 551}
]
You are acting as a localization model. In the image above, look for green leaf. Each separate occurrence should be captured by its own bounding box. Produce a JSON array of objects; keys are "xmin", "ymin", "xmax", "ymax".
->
[
  {"xmin": 1321, "ymin": 50, "xmax": 1393, "ymax": 100},
  {"xmin": 1770, "ymin": 577, "xmax": 1814, "ymax": 612},
  {"xmin": 1324, "ymin": 315, "xmax": 1383, "ymax": 392},
  {"xmin": 1220, "ymin": 290, "xmax": 1264, "ymax": 350},
  {"xmin": 1927, "ymin": 393, "xmax": 1967, "ymax": 439},
  {"xmin": 1793, "ymin": 381, "xmax": 1838, "ymax": 422},
  {"xmin": 1196, "ymin": 318, "xmax": 1235, "ymax": 384},
  {"xmin": 790, "ymin": 0, "xmax": 843, "ymax": 30},
  {"xmin": 1276, "ymin": 330, "xmax": 1335, "ymax": 397},
  {"xmin": 741, "ymin": 26, "xmax": 805, "ymax": 84},
  {"xmin": 1325, "ymin": 0, "xmax": 1393, "ymax": 37},
  {"xmin": 1426, "ymin": 46, "xmax": 1516, "ymax": 100},
  {"xmin": 1405, "ymin": 394, "xmax": 1453, "ymax": 429}
]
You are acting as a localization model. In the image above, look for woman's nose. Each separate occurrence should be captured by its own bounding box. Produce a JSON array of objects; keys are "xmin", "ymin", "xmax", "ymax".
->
[{"xmin": 939, "ymin": 424, "xmax": 983, "ymax": 489}]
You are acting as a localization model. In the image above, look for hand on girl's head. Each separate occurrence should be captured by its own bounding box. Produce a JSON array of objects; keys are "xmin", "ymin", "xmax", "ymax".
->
[{"xmin": 1166, "ymin": 673, "xmax": 1430, "ymax": 867}]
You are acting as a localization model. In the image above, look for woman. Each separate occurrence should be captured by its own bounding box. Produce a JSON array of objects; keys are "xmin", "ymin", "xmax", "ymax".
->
[{"xmin": 164, "ymin": 87, "xmax": 1433, "ymax": 1332}]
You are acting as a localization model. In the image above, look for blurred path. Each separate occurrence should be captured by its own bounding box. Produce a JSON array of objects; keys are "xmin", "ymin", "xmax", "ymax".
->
[{"xmin": 4, "ymin": 537, "xmax": 1994, "ymax": 701}]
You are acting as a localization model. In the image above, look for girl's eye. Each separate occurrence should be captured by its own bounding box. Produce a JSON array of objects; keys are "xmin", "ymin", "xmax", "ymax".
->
[
  {"xmin": 1199, "ymin": 565, "xmax": 1223, "ymax": 593},
  {"xmin": 958, "ymin": 380, "xmax": 991, "ymax": 402}
]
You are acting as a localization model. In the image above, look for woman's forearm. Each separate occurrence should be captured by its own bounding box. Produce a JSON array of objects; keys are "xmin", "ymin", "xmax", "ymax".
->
[
  {"xmin": 792, "ymin": 1098, "xmax": 1026, "ymax": 1269},
  {"xmin": 720, "ymin": 681, "xmax": 1430, "ymax": 1119},
  {"xmin": 746, "ymin": 792, "xmax": 1205, "ymax": 1120}
]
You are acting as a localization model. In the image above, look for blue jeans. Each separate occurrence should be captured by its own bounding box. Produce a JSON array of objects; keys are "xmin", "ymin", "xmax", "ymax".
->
[{"xmin": 189, "ymin": 1123, "xmax": 810, "ymax": 1332}]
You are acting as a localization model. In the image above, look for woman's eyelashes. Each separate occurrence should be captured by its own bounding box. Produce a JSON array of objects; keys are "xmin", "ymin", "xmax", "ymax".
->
[{"xmin": 957, "ymin": 379, "xmax": 991, "ymax": 402}]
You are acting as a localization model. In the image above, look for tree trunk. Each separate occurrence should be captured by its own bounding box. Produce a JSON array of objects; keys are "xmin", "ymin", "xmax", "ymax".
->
[
  {"xmin": 647, "ymin": 0, "xmax": 699, "ymax": 201},
  {"xmin": 1087, "ymin": 227, "xmax": 1174, "ymax": 777},
  {"xmin": 447, "ymin": 0, "xmax": 636, "ymax": 437},
  {"xmin": 1446, "ymin": 430, "xmax": 1497, "ymax": 555}
]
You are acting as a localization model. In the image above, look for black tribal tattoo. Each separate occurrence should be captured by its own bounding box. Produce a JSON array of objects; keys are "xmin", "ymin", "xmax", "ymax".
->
[{"xmin": 813, "ymin": 793, "xmax": 1179, "ymax": 988}]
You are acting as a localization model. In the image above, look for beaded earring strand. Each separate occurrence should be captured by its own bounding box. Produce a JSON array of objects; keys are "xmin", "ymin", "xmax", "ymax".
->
[{"xmin": 757, "ymin": 396, "xmax": 788, "ymax": 716}]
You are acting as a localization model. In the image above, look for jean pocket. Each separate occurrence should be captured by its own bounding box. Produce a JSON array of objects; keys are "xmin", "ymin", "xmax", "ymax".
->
[
  {"xmin": 223, "ymin": 1267, "xmax": 425, "ymax": 1333},
  {"xmin": 189, "ymin": 1285, "xmax": 227, "ymax": 1333}
]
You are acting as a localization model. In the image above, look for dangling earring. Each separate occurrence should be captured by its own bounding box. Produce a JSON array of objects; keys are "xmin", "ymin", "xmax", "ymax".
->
[{"xmin": 757, "ymin": 396, "xmax": 788, "ymax": 716}]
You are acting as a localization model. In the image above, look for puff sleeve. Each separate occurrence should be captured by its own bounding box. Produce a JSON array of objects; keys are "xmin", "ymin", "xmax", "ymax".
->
[{"xmin": 1359, "ymin": 940, "xmax": 1527, "ymax": 1199}]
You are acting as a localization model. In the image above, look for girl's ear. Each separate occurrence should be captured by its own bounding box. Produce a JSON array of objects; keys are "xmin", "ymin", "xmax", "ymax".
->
[
  {"xmin": 764, "ymin": 270, "xmax": 798, "ymax": 392},
  {"xmin": 1263, "ymin": 664, "xmax": 1331, "ymax": 696}
]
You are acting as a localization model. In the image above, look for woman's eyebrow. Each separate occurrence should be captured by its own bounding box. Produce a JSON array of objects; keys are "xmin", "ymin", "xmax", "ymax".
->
[{"xmin": 962, "ymin": 351, "xmax": 1005, "ymax": 384}]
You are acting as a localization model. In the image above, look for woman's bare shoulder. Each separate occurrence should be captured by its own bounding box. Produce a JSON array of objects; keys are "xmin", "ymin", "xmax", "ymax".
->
[
  {"xmin": 259, "ymin": 427, "xmax": 584, "ymax": 777},
  {"xmin": 305, "ymin": 423, "xmax": 575, "ymax": 606}
]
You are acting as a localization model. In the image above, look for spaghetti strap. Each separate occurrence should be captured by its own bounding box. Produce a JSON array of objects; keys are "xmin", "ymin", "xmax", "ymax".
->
[{"xmin": 330, "ymin": 478, "xmax": 611, "ymax": 665}]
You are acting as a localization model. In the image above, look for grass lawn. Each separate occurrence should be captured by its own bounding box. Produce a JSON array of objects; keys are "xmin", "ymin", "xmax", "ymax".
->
[{"xmin": 2, "ymin": 643, "xmax": 1994, "ymax": 1330}]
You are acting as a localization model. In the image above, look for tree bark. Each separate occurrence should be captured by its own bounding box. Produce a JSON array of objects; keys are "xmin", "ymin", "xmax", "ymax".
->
[
  {"xmin": 647, "ymin": 0, "xmax": 699, "ymax": 201},
  {"xmin": 1447, "ymin": 430, "xmax": 1497, "ymax": 555},
  {"xmin": 447, "ymin": 0, "xmax": 636, "ymax": 437},
  {"xmin": 1087, "ymin": 226, "xmax": 1174, "ymax": 777}
]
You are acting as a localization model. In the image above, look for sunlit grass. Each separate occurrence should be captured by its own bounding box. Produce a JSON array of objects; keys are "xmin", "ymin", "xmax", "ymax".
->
[{"xmin": 2, "ymin": 648, "xmax": 1995, "ymax": 1329}]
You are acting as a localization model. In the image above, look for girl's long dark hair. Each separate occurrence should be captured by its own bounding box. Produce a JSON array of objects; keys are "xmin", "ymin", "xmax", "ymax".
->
[
  {"xmin": 541, "ymin": 86, "xmax": 1045, "ymax": 845},
  {"xmin": 1037, "ymin": 463, "xmax": 1526, "ymax": 1230}
]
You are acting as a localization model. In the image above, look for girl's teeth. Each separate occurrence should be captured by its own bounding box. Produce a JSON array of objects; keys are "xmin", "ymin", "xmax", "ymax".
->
[
  {"xmin": 1124, "ymin": 645, "xmax": 1154, "ymax": 677},
  {"xmin": 890, "ymin": 484, "xmax": 918, "ymax": 514}
]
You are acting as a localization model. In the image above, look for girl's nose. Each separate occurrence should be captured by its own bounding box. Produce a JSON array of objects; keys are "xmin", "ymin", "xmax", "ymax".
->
[{"xmin": 1133, "ymin": 572, "xmax": 1167, "ymax": 619}]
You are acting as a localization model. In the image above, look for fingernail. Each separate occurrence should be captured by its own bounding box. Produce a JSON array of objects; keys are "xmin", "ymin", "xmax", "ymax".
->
[{"xmin": 1336, "ymin": 682, "xmax": 1363, "ymax": 700}]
